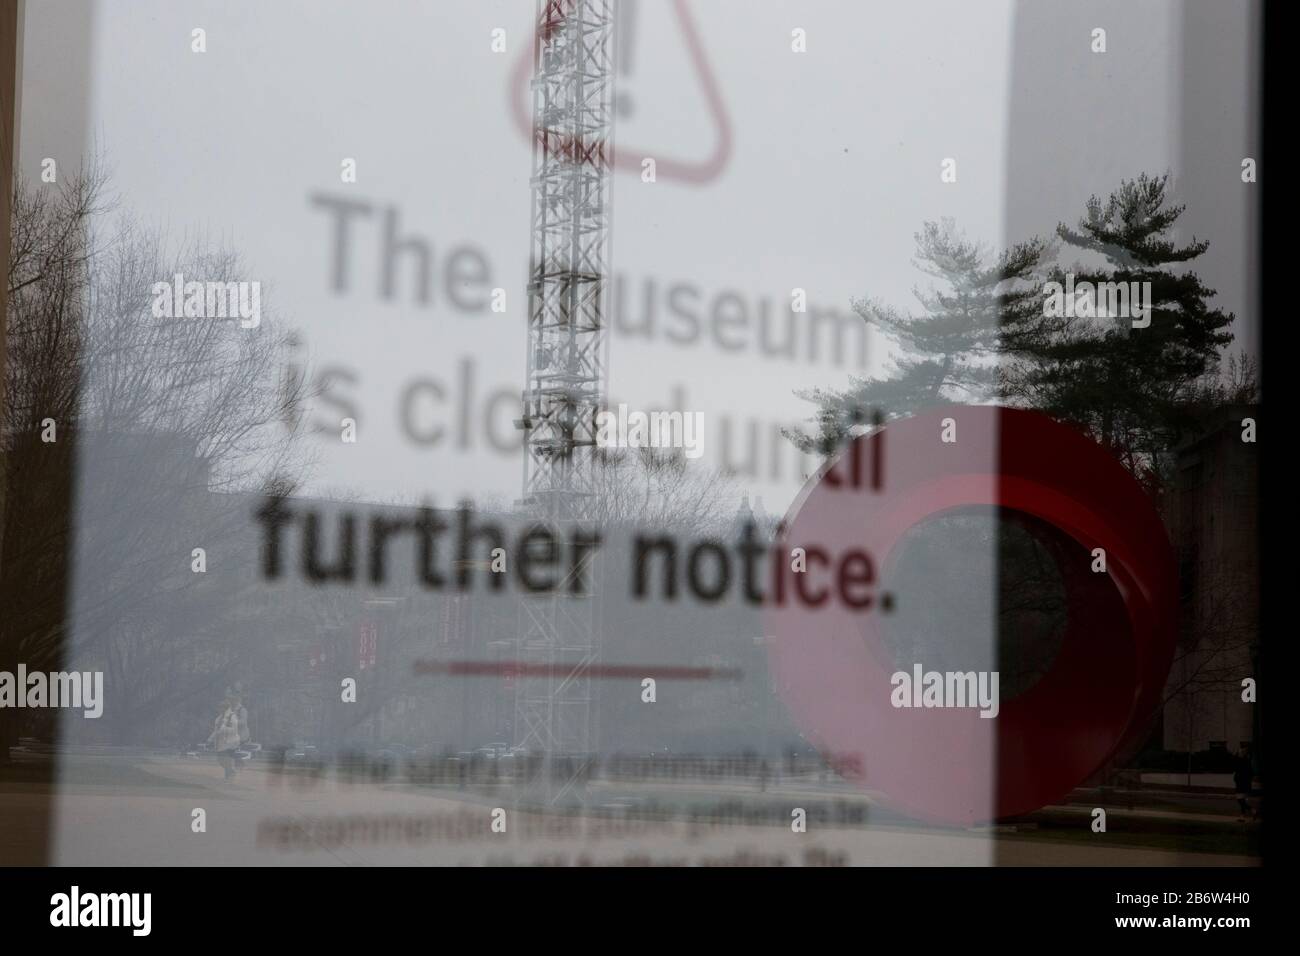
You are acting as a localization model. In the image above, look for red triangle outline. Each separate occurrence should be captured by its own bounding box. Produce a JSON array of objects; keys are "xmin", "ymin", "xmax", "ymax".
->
[{"xmin": 508, "ymin": 0, "xmax": 732, "ymax": 185}]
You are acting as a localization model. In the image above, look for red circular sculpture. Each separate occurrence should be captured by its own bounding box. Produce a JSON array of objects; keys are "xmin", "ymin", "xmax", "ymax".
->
[{"xmin": 766, "ymin": 405, "xmax": 1178, "ymax": 824}]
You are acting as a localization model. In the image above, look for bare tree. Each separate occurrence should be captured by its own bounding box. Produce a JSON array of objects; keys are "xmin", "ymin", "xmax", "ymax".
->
[
  {"xmin": 586, "ymin": 446, "xmax": 736, "ymax": 534},
  {"xmin": 2, "ymin": 162, "xmax": 313, "ymax": 756},
  {"xmin": 1, "ymin": 166, "xmax": 100, "ymax": 760}
]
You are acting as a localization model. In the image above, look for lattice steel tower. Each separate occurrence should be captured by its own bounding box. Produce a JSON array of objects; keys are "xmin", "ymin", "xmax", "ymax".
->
[{"xmin": 514, "ymin": 0, "xmax": 615, "ymax": 804}]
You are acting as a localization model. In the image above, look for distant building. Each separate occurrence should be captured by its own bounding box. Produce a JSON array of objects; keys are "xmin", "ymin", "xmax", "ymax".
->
[{"xmin": 1160, "ymin": 404, "xmax": 1259, "ymax": 756}]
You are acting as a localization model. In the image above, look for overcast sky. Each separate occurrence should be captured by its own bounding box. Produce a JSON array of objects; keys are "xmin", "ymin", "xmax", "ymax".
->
[{"xmin": 19, "ymin": 0, "xmax": 1258, "ymax": 515}]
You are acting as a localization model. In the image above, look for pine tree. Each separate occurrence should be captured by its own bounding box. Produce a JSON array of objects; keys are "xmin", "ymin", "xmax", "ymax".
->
[
  {"xmin": 1001, "ymin": 173, "xmax": 1237, "ymax": 485},
  {"xmin": 788, "ymin": 218, "xmax": 1048, "ymax": 456}
]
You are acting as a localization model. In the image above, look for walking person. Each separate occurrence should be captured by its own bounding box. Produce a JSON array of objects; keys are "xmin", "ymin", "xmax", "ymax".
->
[
  {"xmin": 231, "ymin": 688, "xmax": 250, "ymax": 750},
  {"xmin": 206, "ymin": 691, "xmax": 242, "ymax": 780}
]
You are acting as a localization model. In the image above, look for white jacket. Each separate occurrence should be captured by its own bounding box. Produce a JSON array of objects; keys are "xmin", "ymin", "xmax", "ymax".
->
[{"xmin": 208, "ymin": 708, "xmax": 241, "ymax": 752}]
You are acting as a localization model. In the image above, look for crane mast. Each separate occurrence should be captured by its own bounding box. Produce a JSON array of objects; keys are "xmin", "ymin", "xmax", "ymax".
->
[{"xmin": 514, "ymin": 0, "xmax": 616, "ymax": 804}]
